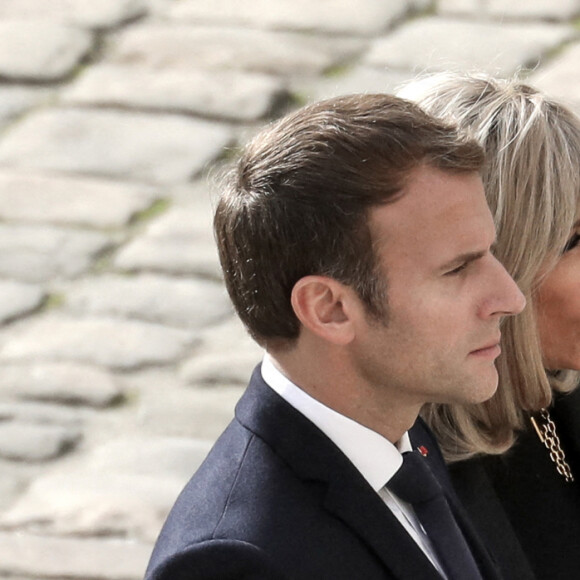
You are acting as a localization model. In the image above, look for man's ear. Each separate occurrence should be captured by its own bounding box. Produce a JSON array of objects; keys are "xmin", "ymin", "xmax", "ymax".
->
[{"xmin": 291, "ymin": 276, "xmax": 357, "ymax": 345}]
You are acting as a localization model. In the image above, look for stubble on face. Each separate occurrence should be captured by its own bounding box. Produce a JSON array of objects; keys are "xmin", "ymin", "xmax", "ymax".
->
[{"xmin": 348, "ymin": 166, "xmax": 516, "ymax": 419}]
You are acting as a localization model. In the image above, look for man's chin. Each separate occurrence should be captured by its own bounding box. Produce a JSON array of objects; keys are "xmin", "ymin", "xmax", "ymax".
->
[{"xmin": 465, "ymin": 371, "xmax": 499, "ymax": 405}]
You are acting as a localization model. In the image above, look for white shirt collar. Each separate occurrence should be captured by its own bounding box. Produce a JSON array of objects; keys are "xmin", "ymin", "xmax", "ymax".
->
[{"xmin": 261, "ymin": 353, "xmax": 412, "ymax": 491}]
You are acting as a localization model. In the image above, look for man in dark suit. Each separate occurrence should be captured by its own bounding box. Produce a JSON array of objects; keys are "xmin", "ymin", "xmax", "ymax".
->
[{"xmin": 145, "ymin": 94, "xmax": 526, "ymax": 580}]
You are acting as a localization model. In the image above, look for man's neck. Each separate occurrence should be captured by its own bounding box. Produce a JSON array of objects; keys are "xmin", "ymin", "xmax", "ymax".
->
[{"xmin": 268, "ymin": 347, "xmax": 422, "ymax": 445}]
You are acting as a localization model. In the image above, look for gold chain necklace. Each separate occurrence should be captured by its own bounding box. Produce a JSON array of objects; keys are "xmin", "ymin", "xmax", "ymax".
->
[{"xmin": 530, "ymin": 409, "xmax": 574, "ymax": 483}]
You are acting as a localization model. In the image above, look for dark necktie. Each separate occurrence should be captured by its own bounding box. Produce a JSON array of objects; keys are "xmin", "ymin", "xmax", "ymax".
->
[{"xmin": 388, "ymin": 450, "xmax": 483, "ymax": 580}]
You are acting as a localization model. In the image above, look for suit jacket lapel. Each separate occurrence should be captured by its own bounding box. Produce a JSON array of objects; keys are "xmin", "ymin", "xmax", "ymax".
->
[
  {"xmin": 235, "ymin": 367, "xmax": 441, "ymax": 580},
  {"xmin": 409, "ymin": 421, "xmax": 504, "ymax": 580}
]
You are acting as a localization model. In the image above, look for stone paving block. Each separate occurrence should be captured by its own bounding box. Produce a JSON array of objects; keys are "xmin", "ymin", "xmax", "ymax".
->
[
  {"xmin": 181, "ymin": 350, "xmax": 263, "ymax": 386},
  {"xmin": 0, "ymin": 363, "xmax": 122, "ymax": 408},
  {"xmin": 439, "ymin": 0, "xmax": 580, "ymax": 20},
  {"xmin": 0, "ymin": 460, "xmax": 33, "ymax": 512},
  {"xmin": 89, "ymin": 435, "xmax": 212, "ymax": 479},
  {"xmin": 109, "ymin": 24, "xmax": 365, "ymax": 76},
  {"xmin": 0, "ymin": 0, "xmax": 147, "ymax": 29},
  {"xmin": 0, "ymin": 402, "xmax": 86, "ymax": 427},
  {"xmin": 168, "ymin": 0, "xmax": 409, "ymax": 35},
  {"xmin": 298, "ymin": 66, "xmax": 412, "ymax": 103},
  {"xmin": 0, "ymin": 171, "xmax": 158, "ymax": 228},
  {"xmin": 0, "ymin": 22, "xmax": 93, "ymax": 81},
  {"xmin": 114, "ymin": 236, "xmax": 221, "ymax": 277},
  {"xmin": 138, "ymin": 382, "xmax": 244, "ymax": 439},
  {"xmin": 114, "ymin": 200, "xmax": 221, "ymax": 277},
  {"xmin": 530, "ymin": 42, "xmax": 580, "ymax": 114},
  {"xmin": 0, "ymin": 86, "xmax": 53, "ymax": 129},
  {"xmin": 0, "ymin": 109, "xmax": 233, "ymax": 184},
  {"xmin": 0, "ymin": 532, "xmax": 152, "ymax": 580},
  {"xmin": 0, "ymin": 316, "xmax": 196, "ymax": 370},
  {"xmin": 116, "ymin": 237, "xmax": 221, "ymax": 278},
  {"xmin": 0, "ymin": 472, "xmax": 185, "ymax": 541},
  {"xmin": 0, "ymin": 436, "xmax": 211, "ymax": 540},
  {"xmin": 364, "ymin": 17, "xmax": 574, "ymax": 76},
  {"xmin": 145, "ymin": 0, "xmax": 174, "ymax": 14},
  {"xmin": 65, "ymin": 274, "xmax": 232, "ymax": 329},
  {"xmin": 145, "ymin": 195, "xmax": 214, "ymax": 237},
  {"xmin": 180, "ymin": 315, "xmax": 262, "ymax": 385},
  {"xmin": 0, "ymin": 421, "xmax": 81, "ymax": 461},
  {"xmin": 64, "ymin": 64, "xmax": 288, "ymax": 121},
  {"xmin": 0, "ymin": 281, "xmax": 45, "ymax": 325},
  {"xmin": 196, "ymin": 314, "xmax": 260, "ymax": 355},
  {"xmin": 0, "ymin": 224, "xmax": 110, "ymax": 283}
]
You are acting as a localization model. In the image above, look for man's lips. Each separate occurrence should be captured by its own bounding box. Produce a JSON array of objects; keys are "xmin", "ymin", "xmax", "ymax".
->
[{"xmin": 470, "ymin": 338, "xmax": 501, "ymax": 357}]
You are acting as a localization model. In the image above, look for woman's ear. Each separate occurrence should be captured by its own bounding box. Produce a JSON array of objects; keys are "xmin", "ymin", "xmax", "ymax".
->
[{"xmin": 290, "ymin": 276, "xmax": 357, "ymax": 345}]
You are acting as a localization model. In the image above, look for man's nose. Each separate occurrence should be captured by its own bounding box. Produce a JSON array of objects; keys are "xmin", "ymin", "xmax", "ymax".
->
[{"xmin": 482, "ymin": 258, "xmax": 526, "ymax": 319}]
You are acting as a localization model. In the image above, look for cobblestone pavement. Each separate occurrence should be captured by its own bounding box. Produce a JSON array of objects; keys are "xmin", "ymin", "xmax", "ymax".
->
[{"xmin": 0, "ymin": 1, "xmax": 579, "ymax": 577}]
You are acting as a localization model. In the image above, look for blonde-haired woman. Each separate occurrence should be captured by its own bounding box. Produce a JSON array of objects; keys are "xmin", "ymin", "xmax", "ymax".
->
[{"xmin": 398, "ymin": 73, "xmax": 580, "ymax": 580}]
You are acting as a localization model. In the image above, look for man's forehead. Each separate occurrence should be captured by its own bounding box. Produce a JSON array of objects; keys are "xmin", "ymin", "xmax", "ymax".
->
[{"xmin": 368, "ymin": 167, "xmax": 494, "ymax": 259}]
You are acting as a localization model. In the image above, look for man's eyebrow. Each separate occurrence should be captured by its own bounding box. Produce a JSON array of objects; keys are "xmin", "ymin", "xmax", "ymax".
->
[{"xmin": 440, "ymin": 250, "xmax": 487, "ymax": 271}]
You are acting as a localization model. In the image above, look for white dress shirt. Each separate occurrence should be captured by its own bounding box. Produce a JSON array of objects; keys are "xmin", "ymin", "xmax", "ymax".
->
[{"xmin": 261, "ymin": 353, "xmax": 447, "ymax": 578}]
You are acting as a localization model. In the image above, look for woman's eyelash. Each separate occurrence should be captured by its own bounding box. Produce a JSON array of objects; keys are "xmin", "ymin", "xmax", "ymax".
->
[{"xmin": 563, "ymin": 233, "xmax": 580, "ymax": 253}]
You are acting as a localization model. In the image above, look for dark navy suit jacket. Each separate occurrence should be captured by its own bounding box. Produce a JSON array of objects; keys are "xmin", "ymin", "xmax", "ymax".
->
[{"xmin": 145, "ymin": 366, "xmax": 501, "ymax": 580}]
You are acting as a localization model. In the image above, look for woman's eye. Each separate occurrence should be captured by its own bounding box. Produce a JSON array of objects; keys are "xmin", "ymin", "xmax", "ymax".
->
[{"xmin": 563, "ymin": 233, "xmax": 580, "ymax": 253}]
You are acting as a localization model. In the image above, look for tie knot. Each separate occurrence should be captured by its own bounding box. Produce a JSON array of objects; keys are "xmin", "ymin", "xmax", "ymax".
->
[{"xmin": 387, "ymin": 450, "xmax": 443, "ymax": 504}]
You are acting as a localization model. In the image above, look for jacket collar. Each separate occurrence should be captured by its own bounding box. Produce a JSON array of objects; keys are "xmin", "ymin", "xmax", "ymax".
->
[{"xmin": 235, "ymin": 366, "xmax": 489, "ymax": 580}]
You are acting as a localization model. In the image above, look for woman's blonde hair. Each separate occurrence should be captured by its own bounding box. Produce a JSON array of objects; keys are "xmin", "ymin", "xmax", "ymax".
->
[{"xmin": 398, "ymin": 73, "xmax": 580, "ymax": 461}]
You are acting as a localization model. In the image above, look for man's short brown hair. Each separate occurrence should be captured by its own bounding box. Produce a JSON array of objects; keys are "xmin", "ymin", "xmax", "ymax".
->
[{"xmin": 214, "ymin": 93, "xmax": 484, "ymax": 347}]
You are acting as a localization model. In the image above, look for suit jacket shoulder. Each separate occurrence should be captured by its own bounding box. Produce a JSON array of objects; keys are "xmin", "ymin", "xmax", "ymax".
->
[{"xmin": 146, "ymin": 367, "xmax": 500, "ymax": 580}]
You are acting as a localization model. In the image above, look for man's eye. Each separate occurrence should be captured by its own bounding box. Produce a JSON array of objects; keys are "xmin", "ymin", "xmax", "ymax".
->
[
  {"xmin": 563, "ymin": 233, "xmax": 580, "ymax": 253},
  {"xmin": 445, "ymin": 262, "xmax": 468, "ymax": 276}
]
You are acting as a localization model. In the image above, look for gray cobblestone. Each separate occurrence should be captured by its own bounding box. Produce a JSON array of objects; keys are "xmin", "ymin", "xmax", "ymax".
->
[
  {"xmin": 0, "ymin": 316, "xmax": 196, "ymax": 370},
  {"xmin": 0, "ymin": 171, "xmax": 158, "ymax": 228},
  {"xmin": 0, "ymin": 532, "xmax": 152, "ymax": 580},
  {"xmin": 65, "ymin": 274, "xmax": 232, "ymax": 328},
  {"xmin": 180, "ymin": 351, "xmax": 262, "ymax": 386},
  {"xmin": 298, "ymin": 66, "xmax": 412, "ymax": 102},
  {"xmin": 196, "ymin": 315, "xmax": 260, "ymax": 355},
  {"xmin": 0, "ymin": 460, "xmax": 33, "ymax": 512},
  {"xmin": 0, "ymin": 109, "xmax": 233, "ymax": 184},
  {"xmin": 0, "ymin": 224, "xmax": 111, "ymax": 283},
  {"xmin": 530, "ymin": 42, "xmax": 580, "ymax": 114},
  {"xmin": 0, "ymin": 21, "xmax": 93, "ymax": 81},
  {"xmin": 114, "ymin": 235, "xmax": 221, "ymax": 277},
  {"xmin": 137, "ymin": 380, "xmax": 244, "ymax": 439},
  {"xmin": 365, "ymin": 17, "xmax": 575, "ymax": 76},
  {"xmin": 0, "ymin": 422, "xmax": 81, "ymax": 462},
  {"xmin": 181, "ymin": 316, "xmax": 263, "ymax": 385},
  {"xmin": 0, "ymin": 437, "xmax": 211, "ymax": 540},
  {"xmin": 0, "ymin": 363, "xmax": 122, "ymax": 408},
  {"xmin": 0, "ymin": 281, "xmax": 45, "ymax": 325},
  {"xmin": 439, "ymin": 0, "xmax": 580, "ymax": 20},
  {"xmin": 109, "ymin": 24, "xmax": 365, "ymax": 76},
  {"xmin": 64, "ymin": 64, "xmax": 289, "ymax": 121},
  {"xmin": 167, "ymin": 0, "xmax": 411, "ymax": 35},
  {"xmin": 0, "ymin": 87, "xmax": 53, "ymax": 129},
  {"xmin": 0, "ymin": 402, "xmax": 86, "ymax": 427},
  {"xmin": 0, "ymin": 0, "xmax": 148, "ymax": 28},
  {"xmin": 114, "ymin": 200, "xmax": 221, "ymax": 277}
]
